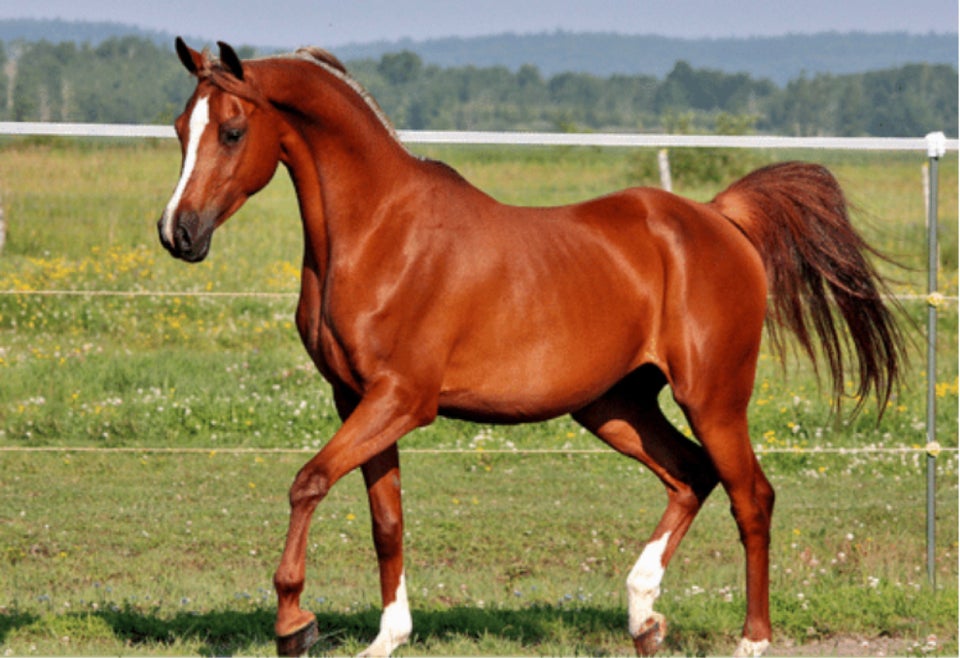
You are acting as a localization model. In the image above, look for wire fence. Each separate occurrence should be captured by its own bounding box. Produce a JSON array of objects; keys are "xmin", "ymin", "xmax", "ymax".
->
[
  {"xmin": 0, "ymin": 289, "xmax": 955, "ymax": 305},
  {"xmin": 1, "ymin": 121, "xmax": 958, "ymax": 151},
  {"xmin": 0, "ymin": 122, "xmax": 955, "ymax": 582},
  {"xmin": 0, "ymin": 444, "xmax": 956, "ymax": 457},
  {"xmin": 0, "ymin": 289, "xmax": 298, "ymax": 298}
]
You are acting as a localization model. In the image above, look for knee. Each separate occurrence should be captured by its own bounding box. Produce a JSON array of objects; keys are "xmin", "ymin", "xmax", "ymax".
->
[{"xmin": 289, "ymin": 468, "xmax": 329, "ymax": 509}]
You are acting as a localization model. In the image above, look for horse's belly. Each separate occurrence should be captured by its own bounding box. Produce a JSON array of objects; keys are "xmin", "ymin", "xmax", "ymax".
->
[{"xmin": 437, "ymin": 327, "xmax": 652, "ymax": 423}]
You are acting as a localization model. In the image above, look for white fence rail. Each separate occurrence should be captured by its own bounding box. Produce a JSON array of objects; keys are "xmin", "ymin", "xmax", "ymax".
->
[{"xmin": 1, "ymin": 121, "xmax": 958, "ymax": 151}]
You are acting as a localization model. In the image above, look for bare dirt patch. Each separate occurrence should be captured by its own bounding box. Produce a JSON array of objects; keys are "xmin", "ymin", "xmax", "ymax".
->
[{"xmin": 768, "ymin": 634, "xmax": 939, "ymax": 656}]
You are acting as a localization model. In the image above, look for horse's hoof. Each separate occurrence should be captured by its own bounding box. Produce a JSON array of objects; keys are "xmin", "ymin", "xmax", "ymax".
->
[
  {"xmin": 633, "ymin": 613, "xmax": 667, "ymax": 656},
  {"xmin": 276, "ymin": 618, "xmax": 319, "ymax": 657}
]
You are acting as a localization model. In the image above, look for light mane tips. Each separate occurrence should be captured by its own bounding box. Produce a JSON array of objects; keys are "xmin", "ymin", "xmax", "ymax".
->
[{"xmin": 295, "ymin": 46, "xmax": 348, "ymax": 74}]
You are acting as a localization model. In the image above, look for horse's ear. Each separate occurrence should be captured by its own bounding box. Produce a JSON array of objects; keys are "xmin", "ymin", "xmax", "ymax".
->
[
  {"xmin": 217, "ymin": 41, "xmax": 245, "ymax": 81},
  {"xmin": 175, "ymin": 37, "xmax": 203, "ymax": 76}
]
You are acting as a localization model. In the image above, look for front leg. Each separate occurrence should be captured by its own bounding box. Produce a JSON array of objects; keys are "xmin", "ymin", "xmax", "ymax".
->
[
  {"xmin": 358, "ymin": 444, "xmax": 411, "ymax": 657},
  {"xmin": 273, "ymin": 377, "xmax": 435, "ymax": 656}
]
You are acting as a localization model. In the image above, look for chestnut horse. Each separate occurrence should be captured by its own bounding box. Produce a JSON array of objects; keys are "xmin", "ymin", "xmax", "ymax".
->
[{"xmin": 159, "ymin": 40, "xmax": 903, "ymax": 657}]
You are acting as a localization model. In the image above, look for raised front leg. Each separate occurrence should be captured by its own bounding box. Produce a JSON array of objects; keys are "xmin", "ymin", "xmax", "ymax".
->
[
  {"xmin": 273, "ymin": 378, "xmax": 435, "ymax": 656},
  {"xmin": 358, "ymin": 444, "xmax": 411, "ymax": 657}
]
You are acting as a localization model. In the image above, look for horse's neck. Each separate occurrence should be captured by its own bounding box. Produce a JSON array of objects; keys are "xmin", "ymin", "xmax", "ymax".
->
[{"xmin": 263, "ymin": 61, "xmax": 416, "ymax": 241}]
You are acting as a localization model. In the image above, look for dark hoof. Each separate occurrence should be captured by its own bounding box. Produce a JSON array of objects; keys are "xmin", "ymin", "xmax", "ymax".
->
[
  {"xmin": 633, "ymin": 613, "xmax": 667, "ymax": 656},
  {"xmin": 276, "ymin": 618, "xmax": 319, "ymax": 657}
]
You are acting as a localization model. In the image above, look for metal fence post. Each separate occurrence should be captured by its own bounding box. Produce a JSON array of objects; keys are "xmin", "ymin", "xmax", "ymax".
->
[{"xmin": 924, "ymin": 131, "xmax": 946, "ymax": 588}]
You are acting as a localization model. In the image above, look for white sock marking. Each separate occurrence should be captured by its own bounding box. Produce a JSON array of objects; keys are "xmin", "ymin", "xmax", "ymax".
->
[
  {"xmin": 734, "ymin": 637, "xmax": 770, "ymax": 657},
  {"xmin": 360, "ymin": 572, "xmax": 411, "ymax": 657},
  {"xmin": 627, "ymin": 532, "xmax": 670, "ymax": 637},
  {"xmin": 160, "ymin": 95, "xmax": 210, "ymax": 244}
]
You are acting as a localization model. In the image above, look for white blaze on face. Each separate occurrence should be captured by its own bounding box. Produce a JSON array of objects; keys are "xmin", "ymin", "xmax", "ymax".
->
[
  {"xmin": 160, "ymin": 95, "xmax": 210, "ymax": 244},
  {"xmin": 359, "ymin": 571, "xmax": 412, "ymax": 657},
  {"xmin": 626, "ymin": 531, "xmax": 670, "ymax": 637}
]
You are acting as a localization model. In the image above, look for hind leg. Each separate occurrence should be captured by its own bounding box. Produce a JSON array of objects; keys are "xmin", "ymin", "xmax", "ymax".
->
[
  {"xmin": 700, "ymin": 420, "xmax": 774, "ymax": 656},
  {"xmin": 573, "ymin": 368, "xmax": 718, "ymax": 656},
  {"xmin": 681, "ymin": 401, "xmax": 775, "ymax": 657}
]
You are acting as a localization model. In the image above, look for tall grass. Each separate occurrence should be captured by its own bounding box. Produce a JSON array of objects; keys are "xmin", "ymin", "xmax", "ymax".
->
[{"xmin": 0, "ymin": 138, "xmax": 956, "ymax": 655}]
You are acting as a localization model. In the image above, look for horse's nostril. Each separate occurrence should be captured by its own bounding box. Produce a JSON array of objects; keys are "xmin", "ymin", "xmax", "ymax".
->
[
  {"xmin": 166, "ymin": 212, "xmax": 211, "ymax": 263},
  {"xmin": 175, "ymin": 223, "xmax": 193, "ymax": 251}
]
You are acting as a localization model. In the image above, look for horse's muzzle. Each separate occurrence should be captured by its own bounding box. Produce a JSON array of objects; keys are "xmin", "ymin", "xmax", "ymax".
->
[{"xmin": 158, "ymin": 210, "xmax": 212, "ymax": 263}]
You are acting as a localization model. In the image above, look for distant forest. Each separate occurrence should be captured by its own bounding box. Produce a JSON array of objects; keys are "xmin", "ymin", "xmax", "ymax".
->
[
  {"xmin": 334, "ymin": 30, "xmax": 959, "ymax": 84},
  {"xmin": 1, "ymin": 36, "xmax": 956, "ymax": 137}
]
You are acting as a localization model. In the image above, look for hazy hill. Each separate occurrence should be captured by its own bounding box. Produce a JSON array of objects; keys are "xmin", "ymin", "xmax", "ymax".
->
[
  {"xmin": 336, "ymin": 31, "xmax": 959, "ymax": 84},
  {"xmin": 0, "ymin": 19, "xmax": 955, "ymax": 84},
  {"xmin": 0, "ymin": 18, "xmax": 175, "ymax": 48},
  {"xmin": 0, "ymin": 18, "xmax": 209, "ymax": 56}
]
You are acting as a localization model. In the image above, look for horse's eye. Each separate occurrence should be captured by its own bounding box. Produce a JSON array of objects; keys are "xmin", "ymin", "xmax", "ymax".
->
[{"xmin": 221, "ymin": 127, "xmax": 245, "ymax": 146}]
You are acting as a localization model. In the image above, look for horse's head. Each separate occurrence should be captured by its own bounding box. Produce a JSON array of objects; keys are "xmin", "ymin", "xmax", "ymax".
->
[{"xmin": 159, "ymin": 39, "xmax": 282, "ymax": 262}]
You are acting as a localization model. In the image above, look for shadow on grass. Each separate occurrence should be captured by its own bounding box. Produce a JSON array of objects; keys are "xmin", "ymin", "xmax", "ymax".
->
[
  {"xmin": 0, "ymin": 604, "xmax": 639, "ymax": 656},
  {"xmin": 0, "ymin": 610, "xmax": 39, "ymax": 646}
]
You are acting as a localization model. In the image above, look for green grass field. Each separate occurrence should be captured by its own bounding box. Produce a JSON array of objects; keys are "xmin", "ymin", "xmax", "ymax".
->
[{"xmin": 0, "ymin": 138, "xmax": 957, "ymax": 656}]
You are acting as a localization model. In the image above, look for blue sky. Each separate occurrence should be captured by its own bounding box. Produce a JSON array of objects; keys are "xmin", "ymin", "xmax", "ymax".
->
[{"xmin": 0, "ymin": 0, "xmax": 956, "ymax": 48}]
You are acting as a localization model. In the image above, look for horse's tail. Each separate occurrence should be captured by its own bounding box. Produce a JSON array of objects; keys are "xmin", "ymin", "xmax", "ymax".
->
[{"xmin": 710, "ymin": 161, "xmax": 905, "ymax": 416}]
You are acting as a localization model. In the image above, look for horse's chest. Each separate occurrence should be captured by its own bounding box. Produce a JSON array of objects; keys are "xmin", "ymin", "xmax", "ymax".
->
[{"xmin": 296, "ymin": 298, "xmax": 362, "ymax": 394}]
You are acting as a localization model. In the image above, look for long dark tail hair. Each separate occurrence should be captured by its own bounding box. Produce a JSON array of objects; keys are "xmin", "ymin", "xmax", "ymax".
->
[{"xmin": 711, "ymin": 161, "xmax": 906, "ymax": 416}]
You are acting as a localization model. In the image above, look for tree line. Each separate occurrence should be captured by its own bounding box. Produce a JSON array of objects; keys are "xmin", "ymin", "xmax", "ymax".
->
[{"xmin": 1, "ymin": 36, "xmax": 956, "ymax": 137}]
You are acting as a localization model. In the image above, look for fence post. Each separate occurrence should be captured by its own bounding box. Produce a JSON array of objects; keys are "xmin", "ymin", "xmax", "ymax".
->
[
  {"xmin": 657, "ymin": 149, "xmax": 672, "ymax": 192},
  {"xmin": 924, "ymin": 131, "xmax": 946, "ymax": 588}
]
